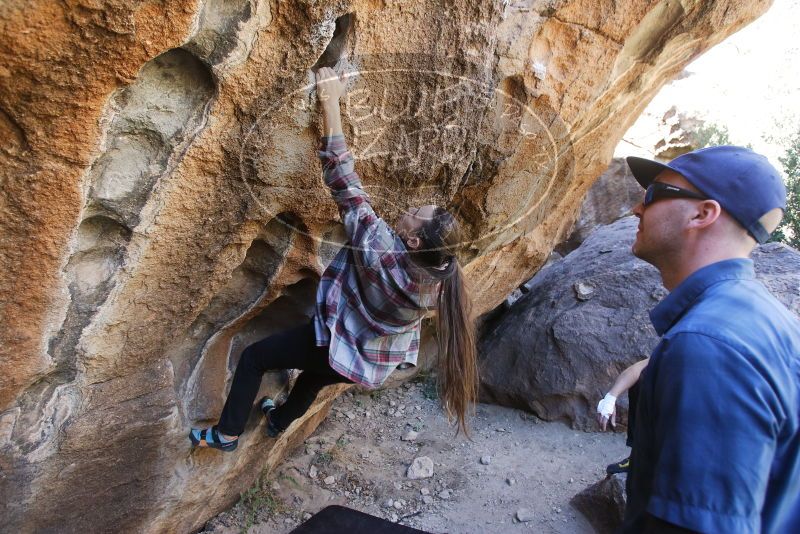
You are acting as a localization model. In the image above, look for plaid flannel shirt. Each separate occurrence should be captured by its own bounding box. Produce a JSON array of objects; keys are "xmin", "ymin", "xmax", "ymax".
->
[{"xmin": 313, "ymin": 135, "xmax": 440, "ymax": 388}]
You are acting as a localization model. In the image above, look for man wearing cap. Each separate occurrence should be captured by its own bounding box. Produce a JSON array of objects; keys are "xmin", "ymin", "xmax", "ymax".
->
[{"xmin": 621, "ymin": 145, "xmax": 800, "ymax": 533}]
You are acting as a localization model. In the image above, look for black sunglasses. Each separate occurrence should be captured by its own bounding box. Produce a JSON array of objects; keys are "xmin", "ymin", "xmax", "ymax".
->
[{"xmin": 644, "ymin": 182, "xmax": 709, "ymax": 206}]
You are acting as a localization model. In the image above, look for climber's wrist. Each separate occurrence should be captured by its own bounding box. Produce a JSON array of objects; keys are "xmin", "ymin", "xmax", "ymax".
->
[
  {"xmin": 321, "ymin": 98, "xmax": 341, "ymax": 115},
  {"xmin": 321, "ymin": 103, "xmax": 343, "ymax": 137}
]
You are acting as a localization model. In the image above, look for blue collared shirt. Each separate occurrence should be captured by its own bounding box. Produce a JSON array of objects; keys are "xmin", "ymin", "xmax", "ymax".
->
[{"xmin": 623, "ymin": 259, "xmax": 800, "ymax": 534}]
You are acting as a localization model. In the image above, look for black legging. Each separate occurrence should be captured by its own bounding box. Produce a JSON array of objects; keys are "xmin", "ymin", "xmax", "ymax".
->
[{"xmin": 217, "ymin": 321, "xmax": 352, "ymax": 436}]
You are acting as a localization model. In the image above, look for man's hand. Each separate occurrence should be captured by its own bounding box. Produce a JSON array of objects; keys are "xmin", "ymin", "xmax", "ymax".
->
[
  {"xmin": 316, "ymin": 67, "xmax": 346, "ymax": 108},
  {"xmin": 597, "ymin": 392, "xmax": 617, "ymax": 431}
]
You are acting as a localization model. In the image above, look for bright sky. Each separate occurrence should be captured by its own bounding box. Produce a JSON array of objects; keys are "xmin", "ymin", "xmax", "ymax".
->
[{"xmin": 615, "ymin": 0, "xmax": 800, "ymax": 170}]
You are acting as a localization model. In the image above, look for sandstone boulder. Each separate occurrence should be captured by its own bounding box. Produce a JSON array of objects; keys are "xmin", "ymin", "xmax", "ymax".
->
[
  {"xmin": 0, "ymin": 1, "xmax": 771, "ymax": 531},
  {"xmin": 555, "ymin": 157, "xmax": 642, "ymax": 255},
  {"xmin": 653, "ymin": 106, "xmax": 706, "ymax": 160},
  {"xmin": 479, "ymin": 216, "xmax": 800, "ymax": 430}
]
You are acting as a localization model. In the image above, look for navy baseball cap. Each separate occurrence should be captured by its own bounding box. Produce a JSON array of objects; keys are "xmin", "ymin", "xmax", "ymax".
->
[{"xmin": 626, "ymin": 145, "xmax": 786, "ymax": 244}]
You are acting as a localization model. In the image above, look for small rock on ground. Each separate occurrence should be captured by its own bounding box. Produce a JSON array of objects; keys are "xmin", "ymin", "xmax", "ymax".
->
[
  {"xmin": 406, "ymin": 456, "xmax": 434, "ymax": 479},
  {"xmin": 401, "ymin": 429, "xmax": 418, "ymax": 441},
  {"xmin": 516, "ymin": 508, "xmax": 535, "ymax": 522}
]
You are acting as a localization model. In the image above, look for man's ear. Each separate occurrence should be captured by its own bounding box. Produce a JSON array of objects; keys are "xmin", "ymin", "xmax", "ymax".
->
[
  {"xmin": 689, "ymin": 199, "xmax": 722, "ymax": 230},
  {"xmin": 405, "ymin": 235, "xmax": 421, "ymax": 250}
]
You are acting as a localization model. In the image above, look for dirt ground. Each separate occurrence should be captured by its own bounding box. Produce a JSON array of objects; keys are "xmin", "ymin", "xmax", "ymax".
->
[{"xmin": 201, "ymin": 378, "xmax": 629, "ymax": 534}]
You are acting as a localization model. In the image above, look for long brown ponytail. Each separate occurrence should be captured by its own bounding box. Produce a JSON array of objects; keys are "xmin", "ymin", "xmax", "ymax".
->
[{"xmin": 411, "ymin": 208, "xmax": 477, "ymax": 435}]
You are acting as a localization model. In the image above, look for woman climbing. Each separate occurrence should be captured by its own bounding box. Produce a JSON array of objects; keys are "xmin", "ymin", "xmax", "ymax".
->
[{"xmin": 190, "ymin": 67, "xmax": 477, "ymax": 451}]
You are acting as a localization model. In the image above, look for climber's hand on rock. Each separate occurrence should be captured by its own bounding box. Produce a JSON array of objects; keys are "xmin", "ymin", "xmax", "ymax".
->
[{"xmin": 316, "ymin": 67, "xmax": 345, "ymax": 107}]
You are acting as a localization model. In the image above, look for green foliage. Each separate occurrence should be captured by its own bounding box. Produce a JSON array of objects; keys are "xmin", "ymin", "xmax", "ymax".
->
[
  {"xmin": 421, "ymin": 376, "xmax": 439, "ymax": 401},
  {"xmin": 422, "ymin": 380, "xmax": 438, "ymax": 401},
  {"xmin": 312, "ymin": 435, "xmax": 348, "ymax": 467},
  {"xmin": 771, "ymin": 126, "xmax": 800, "ymax": 249},
  {"xmin": 313, "ymin": 450, "xmax": 334, "ymax": 466},
  {"xmin": 278, "ymin": 473, "xmax": 302, "ymax": 490},
  {"xmin": 239, "ymin": 474, "xmax": 285, "ymax": 533},
  {"xmin": 412, "ymin": 369, "xmax": 439, "ymax": 400},
  {"xmin": 694, "ymin": 121, "xmax": 732, "ymax": 148}
]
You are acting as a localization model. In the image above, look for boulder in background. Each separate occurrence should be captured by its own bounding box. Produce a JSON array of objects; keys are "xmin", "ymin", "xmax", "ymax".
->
[{"xmin": 480, "ymin": 216, "xmax": 800, "ymax": 430}]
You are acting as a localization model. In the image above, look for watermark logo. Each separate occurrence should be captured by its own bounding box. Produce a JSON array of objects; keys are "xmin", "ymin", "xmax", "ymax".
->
[{"xmin": 239, "ymin": 54, "xmax": 573, "ymax": 256}]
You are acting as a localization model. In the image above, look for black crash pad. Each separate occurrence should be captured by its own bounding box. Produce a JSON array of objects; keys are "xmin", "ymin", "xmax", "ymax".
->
[{"xmin": 288, "ymin": 505, "xmax": 431, "ymax": 534}]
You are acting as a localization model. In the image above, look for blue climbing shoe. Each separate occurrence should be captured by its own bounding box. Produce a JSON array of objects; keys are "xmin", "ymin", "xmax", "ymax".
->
[{"xmin": 189, "ymin": 425, "xmax": 238, "ymax": 452}]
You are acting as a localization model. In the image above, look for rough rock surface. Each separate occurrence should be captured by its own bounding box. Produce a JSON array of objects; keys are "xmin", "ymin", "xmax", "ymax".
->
[
  {"xmin": 652, "ymin": 105, "xmax": 705, "ymax": 159},
  {"xmin": 0, "ymin": 1, "xmax": 771, "ymax": 532},
  {"xmin": 571, "ymin": 473, "xmax": 627, "ymax": 534},
  {"xmin": 556, "ymin": 157, "xmax": 642, "ymax": 255},
  {"xmin": 479, "ymin": 216, "xmax": 800, "ymax": 430}
]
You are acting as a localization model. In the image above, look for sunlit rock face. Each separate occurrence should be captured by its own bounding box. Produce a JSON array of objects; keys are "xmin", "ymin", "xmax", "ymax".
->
[{"xmin": 0, "ymin": 0, "xmax": 770, "ymax": 531}]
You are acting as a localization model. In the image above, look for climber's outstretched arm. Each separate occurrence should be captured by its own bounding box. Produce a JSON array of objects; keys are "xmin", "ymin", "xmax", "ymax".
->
[{"xmin": 317, "ymin": 67, "xmax": 344, "ymax": 137}]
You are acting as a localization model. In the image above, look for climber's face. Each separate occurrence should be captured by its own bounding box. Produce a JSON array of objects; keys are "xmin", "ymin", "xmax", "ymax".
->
[{"xmin": 396, "ymin": 204, "xmax": 437, "ymax": 250}]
